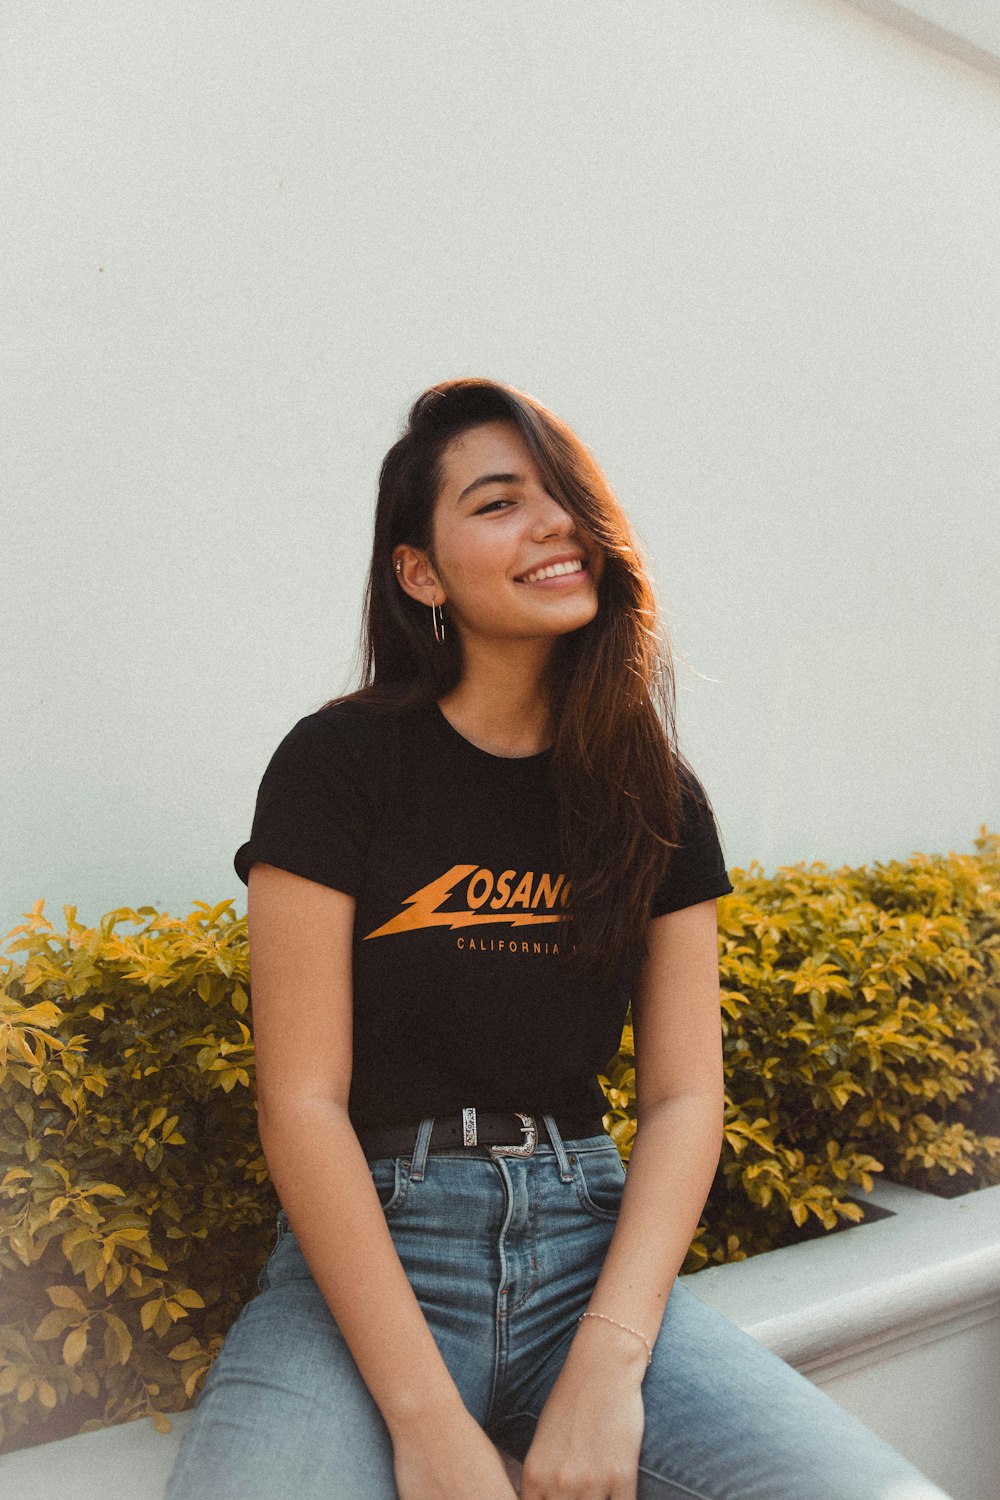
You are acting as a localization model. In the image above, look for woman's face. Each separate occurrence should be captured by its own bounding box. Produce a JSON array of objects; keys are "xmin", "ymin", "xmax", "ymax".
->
[{"xmin": 402, "ymin": 420, "xmax": 604, "ymax": 646}]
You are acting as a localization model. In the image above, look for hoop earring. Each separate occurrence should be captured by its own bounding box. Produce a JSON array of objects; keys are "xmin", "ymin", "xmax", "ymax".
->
[{"xmin": 432, "ymin": 600, "xmax": 445, "ymax": 644}]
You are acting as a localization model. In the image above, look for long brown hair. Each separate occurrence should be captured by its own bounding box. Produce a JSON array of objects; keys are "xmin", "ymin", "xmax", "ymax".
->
[{"xmin": 324, "ymin": 377, "xmax": 705, "ymax": 982}]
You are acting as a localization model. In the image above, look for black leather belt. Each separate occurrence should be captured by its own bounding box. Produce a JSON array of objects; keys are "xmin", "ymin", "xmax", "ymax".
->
[{"xmin": 356, "ymin": 1108, "xmax": 608, "ymax": 1162}]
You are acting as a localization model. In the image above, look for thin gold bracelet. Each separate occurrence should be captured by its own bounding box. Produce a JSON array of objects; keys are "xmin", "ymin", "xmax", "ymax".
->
[{"xmin": 578, "ymin": 1311, "xmax": 653, "ymax": 1366}]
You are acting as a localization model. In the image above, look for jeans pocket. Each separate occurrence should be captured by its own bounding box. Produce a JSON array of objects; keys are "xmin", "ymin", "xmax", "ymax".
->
[
  {"xmin": 369, "ymin": 1157, "xmax": 410, "ymax": 1217},
  {"xmin": 572, "ymin": 1144, "xmax": 626, "ymax": 1220}
]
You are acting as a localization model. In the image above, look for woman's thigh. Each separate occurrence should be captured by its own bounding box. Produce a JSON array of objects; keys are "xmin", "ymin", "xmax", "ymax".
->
[
  {"xmin": 164, "ymin": 1163, "xmax": 504, "ymax": 1500},
  {"xmin": 496, "ymin": 1275, "xmax": 952, "ymax": 1500},
  {"xmin": 163, "ymin": 1237, "xmax": 399, "ymax": 1500}
]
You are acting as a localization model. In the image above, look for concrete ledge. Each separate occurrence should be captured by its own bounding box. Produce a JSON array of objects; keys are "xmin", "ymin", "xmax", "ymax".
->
[
  {"xmin": 689, "ymin": 1179, "xmax": 1000, "ymax": 1378},
  {"xmin": 682, "ymin": 1179, "xmax": 1000, "ymax": 1499}
]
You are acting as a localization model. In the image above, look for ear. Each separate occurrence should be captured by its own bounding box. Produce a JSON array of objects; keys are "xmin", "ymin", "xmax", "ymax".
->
[{"xmin": 392, "ymin": 546, "xmax": 444, "ymax": 606}]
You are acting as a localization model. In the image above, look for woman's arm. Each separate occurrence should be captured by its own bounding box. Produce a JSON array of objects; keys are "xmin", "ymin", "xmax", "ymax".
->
[
  {"xmin": 575, "ymin": 894, "xmax": 726, "ymax": 1358},
  {"xmin": 518, "ymin": 896, "xmax": 725, "ymax": 1500},
  {"xmin": 246, "ymin": 862, "xmax": 473, "ymax": 1435}
]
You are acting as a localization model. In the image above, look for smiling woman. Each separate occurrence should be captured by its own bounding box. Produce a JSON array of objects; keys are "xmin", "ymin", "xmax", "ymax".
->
[
  {"xmin": 397, "ymin": 419, "xmax": 604, "ymax": 648},
  {"xmin": 362, "ymin": 382, "xmax": 705, "ymax": 983},
  {"xmin": 165, "ymin": 378, "xmax": 952, "ymax": 1500}
]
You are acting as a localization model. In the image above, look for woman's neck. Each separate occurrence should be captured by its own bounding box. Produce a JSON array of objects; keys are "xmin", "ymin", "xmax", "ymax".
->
[{"xmin": 436, "ymin": 638, "xmax": 555, "ymax": 757}]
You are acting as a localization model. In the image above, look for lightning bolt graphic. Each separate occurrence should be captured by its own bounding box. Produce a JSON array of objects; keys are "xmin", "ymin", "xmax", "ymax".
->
[{"xmin": 363, "ymin": 864, "xmax": 570, "ymax": 940}]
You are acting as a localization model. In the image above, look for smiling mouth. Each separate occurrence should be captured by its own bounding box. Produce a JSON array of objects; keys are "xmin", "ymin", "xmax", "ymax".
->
[{"xmin": 515, "ymin": 558, "xmax": 588, "ymax": 585}]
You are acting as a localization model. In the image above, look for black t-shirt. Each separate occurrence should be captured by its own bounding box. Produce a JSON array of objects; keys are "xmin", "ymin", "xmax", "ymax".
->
[{"xmin": 234, "ymin": 697, "xmax": 734, "ymax": 1131}]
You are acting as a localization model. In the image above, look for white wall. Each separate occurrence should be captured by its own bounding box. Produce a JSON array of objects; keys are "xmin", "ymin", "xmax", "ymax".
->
[
  {"xmin": 844, "ymin": 0, "xmax": 1000, "ymax": 76},
  {"xmin": 4, "ymin": 0, "xmax": 998, "ymax": 942}
]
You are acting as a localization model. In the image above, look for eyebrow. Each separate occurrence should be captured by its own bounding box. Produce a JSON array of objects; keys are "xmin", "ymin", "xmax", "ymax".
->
[{"xmin": 456, "ymin": 472, "xmax": 525, "ymax": 505}]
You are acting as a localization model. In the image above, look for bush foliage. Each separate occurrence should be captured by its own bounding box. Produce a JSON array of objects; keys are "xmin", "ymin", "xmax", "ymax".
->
[
  {"xmin": 602, "ymin": 827, "xmax": 1000, "ymax": 1268},
  {"xmin": 1, "ymin": 829, "xmax": 998, "ymax": 1452}
]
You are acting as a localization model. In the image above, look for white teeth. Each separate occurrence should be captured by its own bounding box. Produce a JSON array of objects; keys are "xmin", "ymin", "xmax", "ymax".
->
[{"xmin": 521, "ymin": 559, "xmax": 584, "ymax": 583}]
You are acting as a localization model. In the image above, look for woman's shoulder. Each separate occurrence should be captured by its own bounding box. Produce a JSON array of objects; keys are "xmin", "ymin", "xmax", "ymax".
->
[
  {"xmin": 294, "ymin": 692, "xmax": 414, "ymax": 759},
  {"xmin": 251, "ymin": 693, "xmax": 414, "ymax": 817},
  {"xmin": 673, "ymin": 753, "xmax": 712, "ymax": 808}
]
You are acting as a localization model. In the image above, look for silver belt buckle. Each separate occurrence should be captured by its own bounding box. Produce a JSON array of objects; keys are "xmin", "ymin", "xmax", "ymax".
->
[{"xmin": 488, "ymin": 1111, "xmax": 537, "ymax": 1158}]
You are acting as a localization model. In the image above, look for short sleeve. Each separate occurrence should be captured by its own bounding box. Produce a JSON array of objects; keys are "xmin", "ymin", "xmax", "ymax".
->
[
  {"xmin": 233, "ymin": 713, "xmax": 376, "ymax": 896},
  {"xmin": 649, "ymin": 765, "xmax": 734, "ymax": 918}
]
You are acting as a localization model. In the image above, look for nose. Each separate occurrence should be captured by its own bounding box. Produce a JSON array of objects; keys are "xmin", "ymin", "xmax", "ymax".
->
[{"xmin": 530, "ymin": 490, "xmax": 576, "ymax": 539}]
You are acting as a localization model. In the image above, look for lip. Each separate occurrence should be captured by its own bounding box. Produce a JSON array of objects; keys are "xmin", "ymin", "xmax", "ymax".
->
[{"xmin": 514, "ymin": 552, "xmax": 588, "ymax": 584}]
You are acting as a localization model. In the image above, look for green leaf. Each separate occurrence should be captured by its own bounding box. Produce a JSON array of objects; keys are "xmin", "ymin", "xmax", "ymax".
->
[{"xmin": 63, "ymin": 1326, "xmax": 88, "ymax": 1367}]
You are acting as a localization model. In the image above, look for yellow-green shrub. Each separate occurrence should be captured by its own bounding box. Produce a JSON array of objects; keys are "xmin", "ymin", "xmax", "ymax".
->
[
  {"xmin": 1, "ymin": 829, "xmax": 997, "ymax": 1451},
  {"xmin": 0, "ymin": 901, "xmax": 269, "ymax": 1453},
  {"xmin": 601, "ymin": 826, "xmax": 1000, "ymax": 1269}
]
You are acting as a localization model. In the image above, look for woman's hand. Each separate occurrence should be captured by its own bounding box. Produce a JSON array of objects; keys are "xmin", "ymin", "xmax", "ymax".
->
[
  {"xmin": 391, "ymin": 1405, "xmax": 521, "ymax": 1500},
  {"xmin": 518, "ymin": 1327, "xmax": 647, "ymax": 1500}
]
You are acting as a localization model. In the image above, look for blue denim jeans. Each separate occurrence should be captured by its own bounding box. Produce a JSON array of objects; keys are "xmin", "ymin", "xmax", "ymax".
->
[{"xmin": 165, "ymin": 1115, "xmax": 951, "ymax": 1499}]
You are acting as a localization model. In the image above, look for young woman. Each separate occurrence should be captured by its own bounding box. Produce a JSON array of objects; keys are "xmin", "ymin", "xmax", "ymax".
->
[{"xmin": 165, "ymin": 379, "xmax": 951, "ymax": 1500}]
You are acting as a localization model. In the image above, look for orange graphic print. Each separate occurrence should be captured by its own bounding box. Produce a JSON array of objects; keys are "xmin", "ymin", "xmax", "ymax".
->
[{"xmin": 364, "ymin": 863, "xmax": 572, "ymax": 940}]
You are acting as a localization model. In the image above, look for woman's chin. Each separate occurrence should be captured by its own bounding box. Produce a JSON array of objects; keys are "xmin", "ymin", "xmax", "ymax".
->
[{"xmin": 522, "ymin": 600, "xmax": 600, "ymax": 639}]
